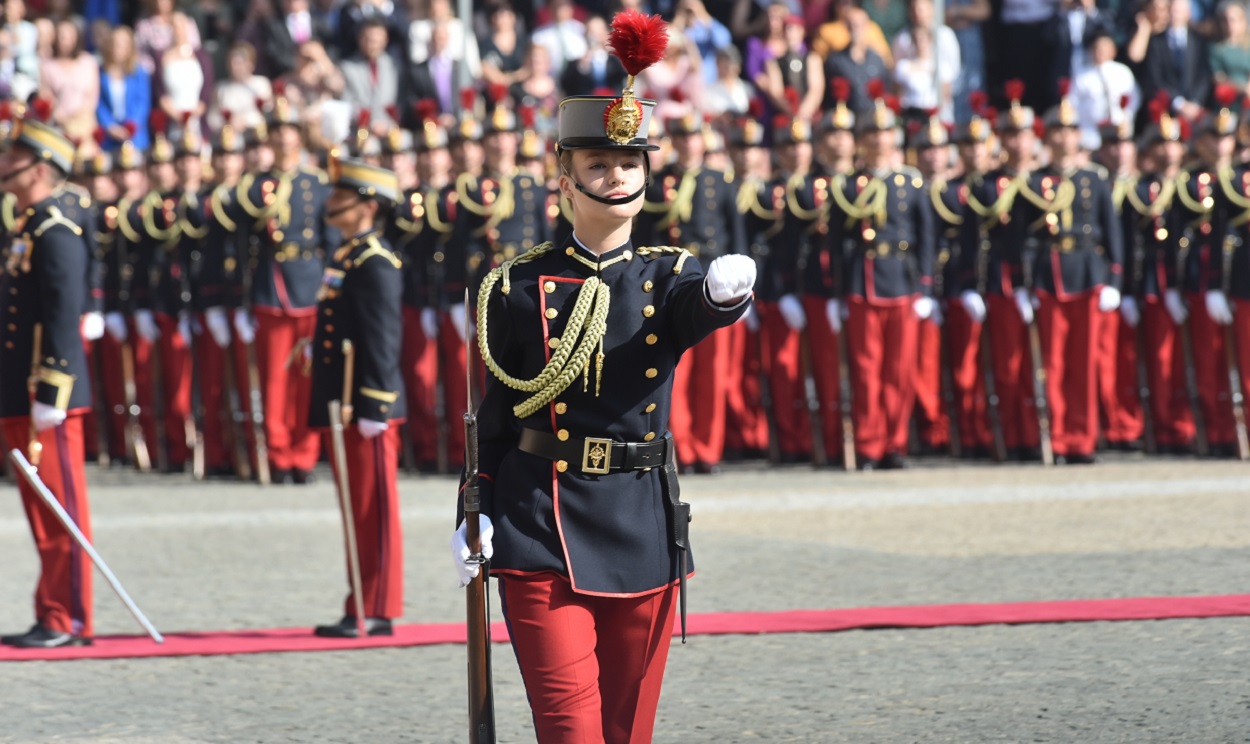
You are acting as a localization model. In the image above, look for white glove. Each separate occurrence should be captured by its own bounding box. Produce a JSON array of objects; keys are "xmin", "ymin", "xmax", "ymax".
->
[
  {"xmin": 234, "ymin": 308, "xmax": 256, "ymax": 345},
  {"xmin": 1119, "ymin": 296, "xmax": 1140, "ymax": 328},
  {"xmin": 1099, "ymin": 286, "xmax": 1121, "ymax": 313},
  {"xmin": 913, "ymin": 296, "xmax": 936, "ymax": 321},
  {"xmin": 1013, "ymin": 288, "xmax": 1035, "ymax": 325},
  {"xmin": 204, "ymin": 307, "xmax": 232, "ymax": 348},
  {"xmin": 81, "ymin": 312, "xmax": 105, "ymax": 341},
  {"xmin": 358, "ymin": 418, "xmax": 389, "ymax": 439},
  {"xmin": 31, "ymin": 401, "xmax": 66, "ymax": 433},
  {"xmin": 706, "ymin": 254, "xmax": 757, "ymax": 304},
  {"xmin": 134, "ymin": 310, "xmax": 159, "ymax": 342},
  {"xmin": 448, "ymin": 303, "xmax": 468, "ymax": 342},
  {"xmin": 1205, "ymin": 290, "xmax": 1234, "ymax": 326},
  {"xmin": 824, "ymin": 299, "xmax": 842, "ymax": 333},
  {"xmin": 960, "ymin": 290, "xmax": 987, "ymax": 324},
  {"xmin": 1164, "ymin": 289, "xmax": 1188, "ymax": 325},
  {"xmin": 451, "ymin": 514, "xmax": 495, "ymax": 588},
  {"xmin": 420, "ymin": 307, "xmax": 439, "ymax": 339},
  {"xmin": 778, "ymin": 294, "xmax": 806, "ymax": 331},
  {"xmin": 104, "ymin": 311, "xmax": 128, "ymax": 342},
  {"xmin": 177, "ymin": 311, "xmax": 192, "ymax": 344}
]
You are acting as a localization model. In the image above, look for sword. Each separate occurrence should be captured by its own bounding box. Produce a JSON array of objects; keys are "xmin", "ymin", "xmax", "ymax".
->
[
  {"xmin": 329, "ymin": 339, "xmax": 367, "ymax": 638},
  {"xmin": 8, "ymin": 448, "xmax": 164, "ymax": 643}
]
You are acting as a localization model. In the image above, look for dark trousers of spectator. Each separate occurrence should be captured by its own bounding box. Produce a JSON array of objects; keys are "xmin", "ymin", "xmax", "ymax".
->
[{"xmin": 990, "ymin": 20, "xmax": 1057, "ymax": 114}]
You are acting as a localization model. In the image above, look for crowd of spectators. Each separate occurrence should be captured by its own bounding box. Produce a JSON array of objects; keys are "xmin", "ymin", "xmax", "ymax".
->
[{"xmin": 1, "ymin": 0, "xmax": 1248, "ymax": 153}]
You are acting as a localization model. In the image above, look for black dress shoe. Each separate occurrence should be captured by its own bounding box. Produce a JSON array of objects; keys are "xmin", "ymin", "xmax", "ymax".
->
[
  {"xmin": 272, "ymin": 468, "xmax": 294, "ymax": 484},
  {"xmin": 857, "ymin": 457, "xmax": 880, "ymax": 471},
  {"xmin": 313, "ymin": 616, "xmax": 393, "ymax": 638},
  {"xmin": 1058, "ymin": 452, "xmax": 1098, "ymax": 465},
  {"xmin": 1, "ymin": 624, "xmax": 39, "ymax": 645},
  {"xmin": 879, "ymin": 452, "xmax": 908, "ymax": 470},
  {"xmin": 291, "ymin": 468, "xmax": 316, "ymax": 485},
  {"xmin": 3, "ymin": 623, "xmax": 91, "ymax": 648},
  {"xmin": 694, "ymin": 461, "xmax": 722, "ymax": 475}
]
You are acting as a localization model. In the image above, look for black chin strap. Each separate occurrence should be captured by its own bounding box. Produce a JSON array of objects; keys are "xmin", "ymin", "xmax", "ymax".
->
[
  {"xmin": 0, "ymin": 160, "xmax": 39, "ymax": 184},
  {"xmin": 324, "ymin": 196, "xmax": 363, "ymax": 220},
  {"xmin": 562, "ymin": 158, "xmax": 651, "ymax": 206}
]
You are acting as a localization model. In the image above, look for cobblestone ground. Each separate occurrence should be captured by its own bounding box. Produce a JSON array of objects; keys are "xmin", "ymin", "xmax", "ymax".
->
[{"xmin": 1, "ymin": 455, "xmax": 1248, "ymax": 743}]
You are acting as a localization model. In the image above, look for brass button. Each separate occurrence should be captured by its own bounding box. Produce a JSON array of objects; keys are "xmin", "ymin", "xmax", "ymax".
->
[
  {"xmin": 863, "ymin": 228, "xmax": 876, "ymax": 241},
  {"xmin": 380, "ymin": 405, "xmax": 388, "ymax": 413},
  {"xmin": 325, "ymin": 309, "xmax": 333, "ymax": 316},
  {"xmin": 544, "ymin": 281, "xmax": 556, "ymax": 293},
  {"xmin": 545, "ymin": 308, "xmax": 558, "ymax": 319},
  {"xmin": 565, "ymin": 246, "xmax": 575, "ymax": 255},
  {"xmin": 645, "ymin": 368, "xmax": 658, "ymax": 378},
  {"xmin": 324, "ymin": 325, "xmax": 334, "ymax": 332},
  {"xmin": 549, "ymin": 337, "xmax": 561, "ymax": 349},
  {"xmin": 642, "ymin": 305, "xmax": 655, "ymax": 317},
  {"xmin": 323, "ymin": 357, "xmax": 331, "ymax": 364},
  {"xmin": 643, "ymin": 280, "xmax": 654, "ymax": 292},
  {"xmin": 622, "ymin": 250, "xmax": 633, "ymax": 261},
  {"xmin": 557, "ymin": 429, "xmax": 570, "ymax": 441},
  {"xmin": 556, "ymin": 460, "xmax": 568, "ymax": 473},
  {"xmin": 644, "ymin": 432, "xmax": 656, "ymax": 442},
  {"xmin": 323, "ymin": 340, "xmax": 333, "ymax": 348},
  {"xmin": 645, "ymin": 403, "xmax": 656, "ymax": 413},
  {"xmin": 555, "ymin": 402, "xmax": 567, "ymax": 414},
  {"xmin": 273, "ymin": 230, "xmax": 284, "ymax": 242},
  {"xmin": 646, "ymin": 334, "xmax": 658, "ymax": 345}
]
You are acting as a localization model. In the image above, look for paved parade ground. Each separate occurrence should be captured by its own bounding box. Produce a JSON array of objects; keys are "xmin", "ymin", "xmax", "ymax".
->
[{"xmin": 1, "ymin": 456, "xmax": 1248, "ymax": 743}]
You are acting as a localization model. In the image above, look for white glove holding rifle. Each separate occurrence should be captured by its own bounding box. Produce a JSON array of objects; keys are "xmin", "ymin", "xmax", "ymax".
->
[{"xmin": 451, "ymin": 514, "xmax": 494, "ymax": 587}]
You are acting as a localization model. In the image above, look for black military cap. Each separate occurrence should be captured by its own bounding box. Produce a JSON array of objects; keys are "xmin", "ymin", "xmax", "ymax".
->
[
  {"xmin": 328, "ymin": 154, "xmax": 401, "ymax": 206},
  {"xmin": 5, "ymin": 100, "xmax": 75, "ymax": 173}
]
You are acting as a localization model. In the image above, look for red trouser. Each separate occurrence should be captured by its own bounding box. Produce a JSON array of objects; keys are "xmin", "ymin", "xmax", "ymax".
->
[
  {"xmin": 155, "ymin": 313, "xmax": 194, "ymax": 467},
  {"xmin": 128, "ymin": 320, "xmax": 160, "ymax": 454},
  {"xmin": 913, "ymin": 315, "xmax": 949, "ymax": 449},
  {"xmin": 945, "ymin": 304, "xmax": 992, "ymax": 450},
  {"xmin": 723, "ymin": 321, "xmax": 769, "ymax": 455},
  {"xmin": 670, "ymin": 324, "xmax": 730, "ymax": 466},
  {"xmin": 1141, "ymin": 299, "xmax": 1196, "ymax": 447},
  {"xmin": 757, "ymin": 302, "xmax": 811, "ymax": 458},
  {"xmin": 499, "ymin": 574, "xmax": 677, "ymax": 744},
  {"xmin": 98, "ymin": 333, "xmax": 128, "ymax": 461},
  {"xmin": 324, "ymin": 426, "xmax": 403, "ymax": 619},
  {"xmin": 1036, "ymin": 291, "xmax": 1102, "ymax": 457},
  {"xmin": 986, "ymin": 294, "xmax": 1040, "ymax": 450},
  {"xmin": 254, "ymin": 310, "xmax": 320, "ymax": 471},
  {"xmin": 229, "ymin": 337, "xmax": 265, "ymax": 473},
  {"xmin": 2, "ymin": 416, "xmax": 93, "ymax": 637},
  {"xmin": 439, "ymin": 312, "xmax": 468, "ymax": 469},
  {"xmin": 800, "ymin": 295, "xmax": 844, "ymax": 461},
  {"xmin": 1097, "ymin": 307, "xmax": 1144, "ymax": 445},
  {"xmin": 1186, "ymin": 293, "xmax": 1237, "ymax": 447},
  {"xmin": 195, "ymin": 321, "xmax": 229, "ymax": 470},
  {"xmin": 845, "ymin": 297, "xmax": 919, "ymax": 460},
  {"xmin": 401, "ymin": 307, "xmax": 440, "ymax": 465}
]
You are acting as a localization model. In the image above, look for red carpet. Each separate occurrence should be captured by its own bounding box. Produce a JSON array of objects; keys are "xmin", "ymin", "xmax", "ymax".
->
[{"xmin": 3, "ymin": 594, "xmax": 1247, "ymax": 662}]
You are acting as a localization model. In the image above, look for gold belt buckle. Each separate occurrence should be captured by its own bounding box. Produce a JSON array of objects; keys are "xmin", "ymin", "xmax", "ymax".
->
[{"xmin": 582, "ymin": 437, "xmax": 612, "ymax": 475}]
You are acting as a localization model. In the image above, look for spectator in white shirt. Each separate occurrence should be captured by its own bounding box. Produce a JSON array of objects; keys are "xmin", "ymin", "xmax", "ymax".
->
[
  {"xmin": 408, "ymin": 0, "xmax": 481, "ymax": 78},
  {"xmin": 1074, "ymin": 26, "xmax": 1140, "ymax": 150},
  {"xmin": 703, "ymin": 45, "xmax": 753, "ymax": 118},
  {"xmin": 892, "ymin": 0, "xmax": 961, "ymax": 122},
  {"xmin": 530, "ymin": 0, "xmax": 586, "ymax": 77}
]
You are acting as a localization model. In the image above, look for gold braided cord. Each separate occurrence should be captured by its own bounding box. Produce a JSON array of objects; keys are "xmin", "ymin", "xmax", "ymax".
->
[
  {"xmin": 966, "ymin": 175, "xmax": 1021, "ymax": 224},
  {"xmin": 178, "ymin": 193, "xmax": 208, "ymax": 240},
  {"xmin": 1112, "ymin": 175, "xmax": 1134, "ymax": 211},
  {"xmin": 634, "ymin": 245, "xmax": 693, "ymax": 274},
  {"xmin": 789, "ymin": 173, "xmax": 831, "ymax": 222},
  {"xmin": 210, "ymin": 186, "xmax": 237, "ymax": 231},
  {"xmin": 1217, "ymin": 165, "xmax": 1250, "ymax": 212},
  {"xmin": 657, "ymin": 168, "xmax": 700, "ymax": 229},
  {"xmin": 476, "ymin": 242, "xmax": 613, "ymax": 419},
  {"xmin": 1174, "ymin": 172, "xmax": 1213, "ymax": 214},
  {"xmin": 116, "ymin": 197, "xmax": 142, "ymax": 242},
  {"xmin": 829, "ymin": 173, "xmax": 885, "ymax": 227},
  {"xmin": 455, "ymin": 173, "xmax": 489, "ymax": 216},
  {"xmin": 425, "ymin": 189, "xmax": 453, "ymax": 233},
  {"xmin": 236, "ymin": 173, "xmax": 263, "ymax": 217},
  {"xmin": 1016, "ymin": 178, "xmax": 1076, "ymax": 214},
  {"xmin": 1124, "ymin": 176, "xmax": 1176, "ymax": 218},
  {"xmin": 929, "ymin": 179, "xmax": 963, "ymax": 226}
]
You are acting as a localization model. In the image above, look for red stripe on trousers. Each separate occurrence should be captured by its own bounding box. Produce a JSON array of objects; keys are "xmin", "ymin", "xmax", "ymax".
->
[
  {"xmin": 127, "ymin": 319, "xmax": 160, "ymax": 455},
  {"xmin": 401, "ymin": 307, "xmax": 440, "ymax": 463},
  {"xmin": 155, "ymin": 313, "xmax": 194, "ymax": 467},
  {"xmin": 845, "ymin": 297, "xmax": 919, "ymax": 460},
  {"xmin": 1097, "ymin": 307, "xmax": 1144, "ymax": 444},
  {"xmin": 98, "ymin": 333, "xmax": 128, "ymax": 460},
  {"xmin": 254, "ymin": 312, "xmax": 320, "ymax": 471},
  {"xmin": 1, "ymin": 416, "xmax": 93, "ymax": 637},
  {"xmin": 499, "ymin": 573, "xmax": 677, "ymax": 744},
  {"xmin": 195, "ymin": 319, "xmax": 229, "ymax": 469}
]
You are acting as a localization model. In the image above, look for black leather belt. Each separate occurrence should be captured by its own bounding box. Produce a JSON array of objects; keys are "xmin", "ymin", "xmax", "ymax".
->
[{"xmin": 518, "ymin": 428, "xmax": 667, "ymax": 474}]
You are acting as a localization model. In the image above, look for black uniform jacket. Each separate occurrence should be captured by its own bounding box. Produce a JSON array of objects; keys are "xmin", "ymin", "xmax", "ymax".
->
[
  {"xmin": 638, "ymin": 165, "xmax": 746, "ymax": 270},
  {"xmin": 1026, "ymin": 166, "xmax": 1124, "ymax": 298},
  {"xmin": 469, "ymin": 237, "xmax": 750, "ymax": 597},
  {"xmin": 756, "ymin": 172, "xmax": 824, "ymax": 302},
  {"xmin": 189, "ymin": 182, "xmax": 246, "ymax": 312},
  {"xmin": 1120, "ymin": 172, "xmax": 1180, "ymax": 300},
  {"xmin": 307, "ymin": 230, "xmax": 406, "ymax": 428},
  {"xmin": 957, "ymin": 167, "xmax": 1040, "ymax": 296},
  {"xmin": 389, "ymin": 185, "xmax": 456, "ymax": 311},
  {"xmin": 1207, "ymin": 165, "xmax": 1250, "ymax": 299},
  {"xmin": 930, "ymin": 176, "xmax": 968, "ymax": 301},
  {"xmin": 0, "ymin": 196, "xmax": 91, "ymax": 417}
]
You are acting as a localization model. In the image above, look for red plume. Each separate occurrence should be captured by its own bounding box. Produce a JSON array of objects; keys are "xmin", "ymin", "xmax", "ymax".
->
[
  {"xmin": 416, "ymin": 99, "xmax": 439, "ymax": 122},
  {"xmin": 272, "ymin": 79, "xmax": 287, "ymax": 97},
  {"xmin": 1032, "ymin": 118, "xmax": 1046, "ymax": 139},
  {"xmin": 607, "ymin": 10, "xmax": 669, "ymax": 77},
  {"xmin": 982, "ymin": 106, "xmax": 999, "ymax": 125},
  {"xmin": 123, "ymin": 120, "xmax": 138, "ymax": 138},
  {"xmin": 670, "ymin": 87, "xmax": 686, "ymax": 104},
  {"xmin": 885, "ymin": 95, "xmax": 901, "ymax": 114},
  {"xmin": 356, "ymin": 108, "xmax": 371, "ymax": 130},
  {"xmin": 94, "ymin": 127, "xmax": 106, "ymax": 146},
  {"xmin": 488, "ymin": 83, "xmax": 508, "ymax": 104},
  {"xmin": 180, "ymin": 110, "xmax": 192, "ymax": 127},
  {"xmin": 1057, "ymin": 77, "xmax": 1070, "ymax": 98},
  {"xmin": 460, "ymin": 88, "xmax": 477, "ymax": 112},
  {"xmin": 222, "ymin": 109, "xmax": 233, "ymax": 126},
  {"xmin": 1148, "ymin": 96, "xmax": 1166, "ymax": 122},
  {"xmin": 1005, "ymin": 79, "xmax": 1025, "ymax": 102},
  {"xmin": 1179, "ymin": 118, "xmax": 1192, "ymax": 140},
  {"xmin": 520, "ymin": 104, "xmax": 536, "ymax": 129},
  {"xmin": 866, "ymin": 78, "xmax": 885, "ymax": 101},
  {"xmin": 831, "ymin": 77, "xmax": 851, "ymax": 103},
  {"xmin": 385, "ymin": 104, "xmax": 399, "ymax": 122},
  {"xmin": 151, "ymin": 109, "xmax": 168, "ymax": 135},
  {"xmin": 772, "ymin": 113, "xmax": 790, "ymax": 131},
  {"xmin": 748, "ymin": 98, "xmax": 764, "ymax": 118},
  {"xmin": 784, "ymin": 86, "xmax": 799, "ymax": 112},
  {"xmin": 0, "ymin": 101, "xmax": 11, "ymax": 121},
  {"xmin": 254, "ymin": 96, "xmax": 266, "ymax": 113},
  {"xmin": 1119, "ymin": 94, "xmax": 1131, "ymax": 112},
  {"xmin": 968, "ymin": 90, "xmax": 987, "ymax": 114},
  {"xmin": 31, "ymin": 98, "xmax": 52, "ymax": 122},
  {"xmin": 1215, "ymin": 82, "xmax": 1238, "ymax": 108}
]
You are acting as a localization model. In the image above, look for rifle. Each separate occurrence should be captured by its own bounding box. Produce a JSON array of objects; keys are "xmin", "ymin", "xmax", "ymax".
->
[
  {"xmin": 220, "ymin": 338, "xmax": 253, "ymax": 480},
  {"xmin": 462, "ymin": 294, "xmax": 496, "ymax": 744},
  {"xmin": 120, "ymin": 340, "xmax": 152, "ymax": 472},
  {"xmin": 184, "ymin": 319, "xmax": 205, "ymax": 480},
  {"xmin": 1175, "ymin": 234, "xmax": 1209, "ymax": 456},
  {"xmin": 833, "ymin": 311, "xmax": 856, "ymax": 471},
  {"xmin": 1129, "ymin": 228, "xmax": 1156, "ymax": 454},
  {"xmin": 1022, "ymin": 244, "xmax": 1055, "ymax": 466},
  {"xmin": 934, "ymin": 246, "xmax": 961, "ymax": 458},
  {"xmin": 1221, "ymin": 238, "xmax": 1250, "ymax": 459},
  {"xmin": 328, "ymin": 340, "xmax": 367, "ymax": 638},
  {"xmin": 975, "ymin": 242, "xmax": 1007, "ymax": 462}
]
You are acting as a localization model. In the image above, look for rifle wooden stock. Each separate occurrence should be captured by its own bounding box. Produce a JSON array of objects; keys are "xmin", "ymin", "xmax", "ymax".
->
[
  {"xmin": 978, "ymin": 317, "xmax": 1008, "ymax": 462},
  {"xmin": 120, "ymin": 340, "xmax": 152, "ymax": 472},
  {"xmin": 328, "ymin": 398, "xmax": 367, "ymax": 638},
  {"xmin": 221, "ymin": 344, "xmax": 253, "ymax": 480},
  {"xmin": 938, "ymin": 317, "xmax": 961, "ymax": 458},
  {"xmin": 1026, "ymin": 317, "xmax": 1055, "ymax": 466},
  {"xmin": 797, "ymin": 331, "xmax": 827, "ymax": 467},
  {"xmin": 1132, "ymin": 310, "xmax": 1157, "ymax": 455},
  {"xmin": 243, "ymin": 339, "xmax": 271, "ymax": 484},
  {"xmin": 1223, "ymin": 324, "xmax": 1250, "ymax": 460},
  {"xmin": 1178, "ymin": 318, "xmax": 1210, "ymax": 457},
  {"xmin": 834, "ymin": 320, "xmax": 856, "ymax": 471}
]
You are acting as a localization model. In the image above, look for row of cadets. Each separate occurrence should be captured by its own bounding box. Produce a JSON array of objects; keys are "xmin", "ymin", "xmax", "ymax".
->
[{"xmin": 636, "ymin": 108, "xmax": 745, "ymax": 474}]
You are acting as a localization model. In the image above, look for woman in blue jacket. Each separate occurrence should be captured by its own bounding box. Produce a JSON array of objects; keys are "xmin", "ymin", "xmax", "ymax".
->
[{"xmin": 97, "ymin": 25, "xmax": 151, "ymax": 151}]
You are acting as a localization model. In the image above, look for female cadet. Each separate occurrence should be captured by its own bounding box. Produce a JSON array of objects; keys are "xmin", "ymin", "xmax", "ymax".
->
[{"xmin": 451, "ymin": 11, "xmax": 757, "ymax": 743}]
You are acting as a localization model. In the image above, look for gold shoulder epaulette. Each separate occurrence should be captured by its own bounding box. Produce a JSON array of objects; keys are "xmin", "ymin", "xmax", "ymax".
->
[
  {"xmin": 1089, "ymin": 164, "xmax": 1111, "ymax": 181},
  {"xmin": 237, "ymin": 173, "xmax": 264, "ymax": 218},
  {"xmin": 635, "ymin": 245, "xmax": 693, "ymax": 275},
  {"xmin": 354, "ymin": 236, "xmax": 402, "ymax": 269},
  {"xmin": 300, "ymin": 165, "xmax": 329, "ymax": 184},
  {"xmin": 1, "ymin": 192, "xmax": 15, "ymax": 233},
  {"xmin": 34, "ymin": 206, "xmax": 83, "ymax": 238},
  {"xmin": 456, "ymin": 172, "xmax": 488, "ymax": 216},
  {"xmin": 929, "ymin": 179, "xmax": 963, "ymax": 226},
  {"xmin": 61, "ymin": 182, "xmax": 92, "ymax": 208}
]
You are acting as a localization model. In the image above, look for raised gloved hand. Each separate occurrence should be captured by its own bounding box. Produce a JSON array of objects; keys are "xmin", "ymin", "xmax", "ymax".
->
[
  {"xmin": 1099, "ymin": 286, "xmax": 1121, "ymax": 313},
  {"xmin": 358, "ymin": 418, "xmax": 388, "ymax": 439},
  {"xmin": 706, "ymin": 254, "xmax": 756, "ymax": 304},
  {"xmin": 104, "ymin": 311, "xmax": 128, "ymax": 342},
  {"xmin": 1164, "ymin": 289, "xmax": 1188, "ymax": 325},
  {"xmin": 1206, "ymin": 290, "xmax": 1234, "ymax": 326},
  {"xmin": 134, "ymin": 310, "xmax": 159, "ymax": 342},
  {"xmin": 1013, "ymin": 288, "xmax": 1035, "ymax": 325},
  {"xmin": 451, "ymin": 513, "xmax": 495, "ymax": 588},
  {"xmin": 1119, "ymin": 296, "xmax": 1140, "ymax": 328},
  {"xmin": 420, "ymin": 307, "xmax": 439, "ymax": 339},
  {"xmin": 31, "ymin": 402, "xmax": 66, "ymax": 433},
  {"xmin": 81, "ymin": 312, "xmax": 105, "ymax": 341},
  {"xmin": 234, "ymin": 308, "xmax": 256, "ymax": 345},
  {"xmin": 204, "ymin": 307, "xmax": 232, "ymax": 348},
  {"xmin": 960, "ymin": 290, "xmax": 987, "ymax": 324},
  {"xmin": 824, "ymin": 299, "xmax": 842, "ymax": 333},
  {"xmin": 778, "ymin": 294, "xmax": 806, "ymax": 331},
  {"xmin": 913, "ymin": 296, "xmax": 936, "ymax": 322}
]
